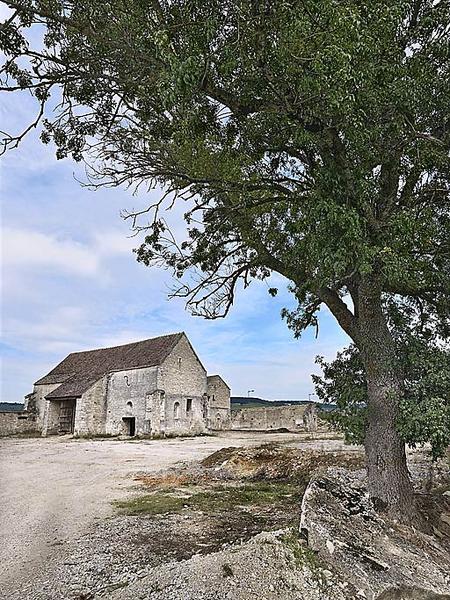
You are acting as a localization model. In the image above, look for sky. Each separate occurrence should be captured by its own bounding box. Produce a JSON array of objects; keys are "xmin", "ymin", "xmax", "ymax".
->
[{"xmin": 0, "ymin": 37, "xmax": 350, "ymax": 404}]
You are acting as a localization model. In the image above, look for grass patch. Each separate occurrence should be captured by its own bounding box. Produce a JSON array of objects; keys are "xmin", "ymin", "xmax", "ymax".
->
[
  {"xmin": 280, "ymin": 529, "xmax": 329, "ymax": 587},
  {"xmin": 280, "ymin": 530, "xmax": 321, "ymax": 569},
  {"xmin": 134, "ymin": 472, "xmax": 199, "ymax": 489},
  {"xmin": 114, "ymin": 481, "xmax": 302, "ymax": 516},
  {"xmin": 191, "ymin": 481, "xmax": 301, "ymax": 511},
  {"xmin": 114, "ymin": 494, "xmax": 185, "ymax": 515}
]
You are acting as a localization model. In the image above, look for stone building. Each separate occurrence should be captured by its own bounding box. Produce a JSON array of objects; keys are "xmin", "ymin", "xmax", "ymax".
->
[
  {"xmin": 206, "ymin": 375, "xmax": 231, "ymax": 430},
  {"xmin": 24, "ymin": 332, "xmax": 231, "ymax": 437}
]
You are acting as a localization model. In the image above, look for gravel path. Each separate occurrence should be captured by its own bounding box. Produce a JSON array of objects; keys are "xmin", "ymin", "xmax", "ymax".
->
[{"xmin": 0, "ymin": 431, "xmax": 347, "ymax": 596}]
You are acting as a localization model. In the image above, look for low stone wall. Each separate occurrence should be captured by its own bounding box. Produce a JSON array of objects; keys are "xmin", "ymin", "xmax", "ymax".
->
[
  {"xmin": 0, "ymin": 411, "xmax": 39, "ymax": 436},
  {"xmin": 230, "ymin": 404, "xmax": 317, "ymax": 432},
  {"xmin": 209, "ymin": 407, "xmax": 231, "ymax": 430}
]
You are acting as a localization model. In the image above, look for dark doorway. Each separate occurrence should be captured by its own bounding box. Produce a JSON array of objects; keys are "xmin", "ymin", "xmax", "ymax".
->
[
  {"xmin": 59, "ymin": 399, "xmax": 76, "ymax": 434},
  {"xmin": 123, "ymin": 417, "xmax": 136, "ymax": 436}
]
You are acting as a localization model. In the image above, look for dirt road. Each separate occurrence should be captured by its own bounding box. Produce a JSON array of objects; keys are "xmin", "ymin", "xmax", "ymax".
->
[{"xmin": 2, "ymin": 431, "xmax": 346, "ymax": 595}]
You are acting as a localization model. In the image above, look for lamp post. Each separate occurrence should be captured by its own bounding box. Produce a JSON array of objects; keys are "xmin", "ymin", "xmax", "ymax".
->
[{"xmin": 247, "ymin": 389, "xmax": 255, "ymax": 397}]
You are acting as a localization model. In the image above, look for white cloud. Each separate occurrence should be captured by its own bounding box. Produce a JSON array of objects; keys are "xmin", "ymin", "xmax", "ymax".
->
[
  {"xmin": 2, "ymin": 227, "xmax": 100, "ymax": 276},
  {"xmin": 4, "ymin": 306, "xmax": 88, "ymax": 351},
  {"xmin": 93, "ymin": 229, "xmax": 137, "ymax": 257},
  {"xmin": 0, "ymin": 6, "xmax": 13, "ymax": 18}
]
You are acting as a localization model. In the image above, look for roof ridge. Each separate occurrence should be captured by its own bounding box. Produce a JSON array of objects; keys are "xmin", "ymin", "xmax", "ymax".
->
[{"xmin": 67, "ymin": 332, "xmax": 184, "ymax": 355}]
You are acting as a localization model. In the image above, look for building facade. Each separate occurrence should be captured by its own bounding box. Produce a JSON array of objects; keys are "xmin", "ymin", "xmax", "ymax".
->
[
  {"xmin": 207, "ymin": 375, "xmax": 231, "ymax": 430},
  {"xmin": 24, "ymin": 333, "xmax": 231, "ymax": 437}
]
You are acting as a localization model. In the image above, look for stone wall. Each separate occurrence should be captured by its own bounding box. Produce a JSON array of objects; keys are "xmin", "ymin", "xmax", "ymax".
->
[
  {"xmin": 105, "ymin": 366, "xmax": 158, "ymax": 436},
  {"xmin": 207, "ymin": 375, "xmax": 231, "ymax": 430},
  {"xmin": 231, "ymin": 404, "xmax": 317, "ymax": 432},
  {"xmin": 209, "ymin": 407, "xmax": 231, "ymax": 430},
  {"xmin": 158, "ymin": 335, "xmax": 208, "ymax": 435},
  {"xmin": 207, "ymin": 375, "xmax": 231, "ymax": 409},
  {"xmin": 43, "ymin": 398, "xmax": 61, "ymax": 435},
  {"xmin": 33, "ymin": 383, "xmax": 61, "ymax": 430},
  {"xmin": 101, "ymin": 333, "xmax": 209, "ymax": 437},
  {"xmin": 75, "ymin": 376, "xmax": 108, "ymax": 435},
  {"xmin": 0, "ymin": 411, "xmax": 39, "ymax": 436}
]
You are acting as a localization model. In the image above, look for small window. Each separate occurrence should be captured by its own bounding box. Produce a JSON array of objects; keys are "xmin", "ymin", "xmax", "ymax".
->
[
  {"xmin": 126, "ymin": 401, "xmax": 133, "ymax": 409},
  {"xmin": 186, "ymin": 398, "xmax": 192, "ymax": 413},
  {"xmin": 177, "ymin": 357, "xmax": 182, "ymax": 369},
  {"xmin": 174, "ymin": 401, "xmax": 181, "ymax": 419}
]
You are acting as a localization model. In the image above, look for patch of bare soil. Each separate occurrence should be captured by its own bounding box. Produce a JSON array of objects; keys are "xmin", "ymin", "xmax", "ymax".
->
[
  {"xmin": 200, "ymin": 443, "xmax": 365, "ymax": 481},
  {"xmin": 131, "ymin": 502, "xmax": 292, "ymax": 561},
  {"xmin": 128, "ymin": 444, "xmax": 449, "ymax": 555}
]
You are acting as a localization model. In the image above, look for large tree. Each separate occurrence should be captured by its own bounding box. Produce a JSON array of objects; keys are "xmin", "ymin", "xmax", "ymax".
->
[
  {"xmin": 313, "ymin": 299, "xmax": 450, "ymax": 460},
  {"xmin": 1, "ymin": 0, "xmax": 449, "ymax": 520}
]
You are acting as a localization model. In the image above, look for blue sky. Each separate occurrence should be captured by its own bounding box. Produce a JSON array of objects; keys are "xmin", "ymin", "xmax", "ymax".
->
[{"xmin": 0, "ymin": 47, "xmax": 350, "ymax": 404}]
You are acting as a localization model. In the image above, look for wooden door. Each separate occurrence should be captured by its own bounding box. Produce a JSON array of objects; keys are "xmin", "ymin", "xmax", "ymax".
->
[{"xmin": 59, "ymin": 400, "xmax": 76, "ymax": 434}]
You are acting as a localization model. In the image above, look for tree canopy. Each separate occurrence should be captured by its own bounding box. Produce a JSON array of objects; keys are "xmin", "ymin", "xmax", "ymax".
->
[
  {"xmin": 1, "ymin": 1, "xmax": 448, "ymax": 333},
  {"xmin": 1, "ymin": 0, "xmax": 449, "ymax": 517}
]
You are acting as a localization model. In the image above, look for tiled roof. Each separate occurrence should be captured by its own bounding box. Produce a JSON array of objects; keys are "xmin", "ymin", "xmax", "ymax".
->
[{"xmin": 35, "ymin": 333, "xmax": 184, "ymax": 400}]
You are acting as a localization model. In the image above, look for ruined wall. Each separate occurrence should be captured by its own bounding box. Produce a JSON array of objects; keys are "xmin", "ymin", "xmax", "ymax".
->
[
  {"xmin": 158, "ymin": 335, "xmax": 208, "ymax": 435},
  {"xmin": 0, "ymin": 411, "xmax": 39, "ymax": 436},
  {"xmin": 105, "ymin": 366, "xmax": 158, "ymax": 436},
  {"xmin": 207, "ymin": 375, "xmax": 231, "ymax": 430},
  {"xmin": 75, "ymin": 376, "xmax": 108, "ymax": 435},
  {"xmin": 231, "ymin": 404, "xmax": 318, "ymax": 432},
  {"xmin": 33, "ymin": 383, "xmax": 62, "ymax": 430},
  {"xmin": 43, "ymin": 399, "xmax": 62, "ymax": 435},
  {"xmin": 209, "ymin": 407, "xmax": 231, "ymax": 430}
]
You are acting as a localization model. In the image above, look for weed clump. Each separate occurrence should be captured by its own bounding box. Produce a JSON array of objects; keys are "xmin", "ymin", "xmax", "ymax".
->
[
  {"xmin": 114, "ymin": 481, "xmax": 302, "ymax": 516},
  {"xmin": 114, "ymin": 494, "xmax": 185, "ymax": 515}
]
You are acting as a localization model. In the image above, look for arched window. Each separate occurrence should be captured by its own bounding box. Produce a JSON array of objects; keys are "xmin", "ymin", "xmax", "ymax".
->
[
  {"xmin": 126, "ymin": 401, "xmax": 133, "ymax": 409},
  {"xmin": 173, "ymin": 401, "xmax": 180, "ymax": 419}
]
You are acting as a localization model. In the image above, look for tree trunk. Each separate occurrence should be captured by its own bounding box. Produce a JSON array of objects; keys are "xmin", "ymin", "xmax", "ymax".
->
[{"xmin": 358, "ymin": 277, "xmax": 415, "ymax": 521}]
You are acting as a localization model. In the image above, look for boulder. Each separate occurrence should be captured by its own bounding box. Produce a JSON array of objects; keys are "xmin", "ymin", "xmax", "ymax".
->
[{"xmin": 300, "ymin": 468, "xmax": 450, "ymax": 600}]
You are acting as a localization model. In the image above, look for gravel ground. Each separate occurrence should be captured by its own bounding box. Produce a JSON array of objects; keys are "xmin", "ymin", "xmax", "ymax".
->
[
  {"xmin": 0, "ymin": 431, "xmax": 350, "ymax": 597},
  {"xmin": 2, "ymin": 433, "xmax": 445, "ymax": 600},
  {"xmin": 109, "ymin": 529, "xmax": 352, "ymax": 600},
  {"xmin": 15, "ymin": 515, "xmax": 177, "ymax": 600},
  {"xmin": 18, "ymin": 526, "xmax": 351, "ymax": 600},
  {"xmin": 14, "ymin": 508, "xmax": 301, "ymax": 599}
]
